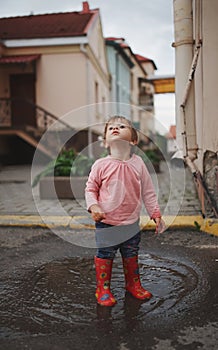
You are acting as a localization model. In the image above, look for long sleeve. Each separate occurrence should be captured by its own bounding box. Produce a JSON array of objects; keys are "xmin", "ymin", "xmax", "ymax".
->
[
  {"xmin": 140, "ymin": 162, "xmax": 161, "ymax": 219},
  {"xmin": 85, "ymin": 161, "xmax": 101, "ymax": 211},
  {"xmin": 85, "ymin": 155, "xmax": 161, "ymax": 225}
]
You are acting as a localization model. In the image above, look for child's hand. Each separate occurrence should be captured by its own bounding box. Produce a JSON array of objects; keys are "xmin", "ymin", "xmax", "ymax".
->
[
  {"xmin": 90, "ymin": 204, "xmax": 106, "ymax": 222},
  {"xmin": 154, "ymin": 217, "xmax": 166, "ymax": 234}
]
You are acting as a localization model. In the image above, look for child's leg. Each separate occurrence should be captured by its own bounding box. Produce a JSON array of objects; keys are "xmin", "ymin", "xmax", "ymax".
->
[
  {"xmin": 120, "ymin": 232, "xmax": 152, "ymax": 300},
  {"xmin": 94, "ymin": 246, "xmax": 117, "ymax": 307}
]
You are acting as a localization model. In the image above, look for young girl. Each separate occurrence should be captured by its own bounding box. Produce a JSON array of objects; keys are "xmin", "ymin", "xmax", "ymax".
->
[{"xmin": 85, "ymin": 116, "xmax": 165, "ymax": 307}]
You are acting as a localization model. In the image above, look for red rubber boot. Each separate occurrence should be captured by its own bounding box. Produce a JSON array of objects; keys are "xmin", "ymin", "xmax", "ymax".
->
[
  {"xmin": 122, "ymin": 256, "xmax": 152, "ymax": 300},
  {"xmin": 94, "ymin": 257, "xmax": 117, "ymax": 307}
]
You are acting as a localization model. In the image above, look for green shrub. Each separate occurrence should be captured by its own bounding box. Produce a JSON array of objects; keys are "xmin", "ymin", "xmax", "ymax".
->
[{"xmin": 32, "ymin": 148, "xmax": 94, "ymax": 187}]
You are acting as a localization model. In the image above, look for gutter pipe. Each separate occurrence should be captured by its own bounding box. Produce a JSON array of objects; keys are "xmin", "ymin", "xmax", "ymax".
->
[
  {"xmin": 173, "ymin": 0, "xmax": 197, "ymax": 163},
  {"xmin": 180, "ymin": 42, "xmax": 201, "ymax": 166}
]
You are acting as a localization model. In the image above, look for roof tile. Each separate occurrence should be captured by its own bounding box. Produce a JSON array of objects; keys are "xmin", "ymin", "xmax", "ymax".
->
[
  {"xmin": 0, "ymin": 54, "xmax": 40, "ymax": 64},
  {"xmin": 0, "ymin": 11, "xmax": 96, "ymax": 40}
]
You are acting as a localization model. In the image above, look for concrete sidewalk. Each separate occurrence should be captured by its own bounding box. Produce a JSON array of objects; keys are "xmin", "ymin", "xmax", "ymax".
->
[{"xmin": 0, "ymin": 162, "xmax": 217, "ymax": 235}]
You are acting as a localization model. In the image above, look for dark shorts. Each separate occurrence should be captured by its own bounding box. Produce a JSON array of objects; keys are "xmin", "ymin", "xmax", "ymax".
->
[{"xmin": 95, "ymin": 221, "xmax": 141, "ymax": 259}]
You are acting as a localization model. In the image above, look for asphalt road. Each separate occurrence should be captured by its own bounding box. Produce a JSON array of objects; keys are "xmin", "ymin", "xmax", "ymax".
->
[{"xmin": 0, "ymin": 226, "xmax": 218, "ymax": 350}]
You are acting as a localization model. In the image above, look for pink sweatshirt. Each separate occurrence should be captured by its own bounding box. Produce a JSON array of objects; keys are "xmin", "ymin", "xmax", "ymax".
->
[{"xmin": 85, "ymin": 154, "xmax": 161, "ymax": 226}]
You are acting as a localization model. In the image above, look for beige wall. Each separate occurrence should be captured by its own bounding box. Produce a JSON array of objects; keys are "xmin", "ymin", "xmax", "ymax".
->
[
  {"xmin": 34, "ymin": 16, "xmax": 111, "ymax": 131},
  {"xmin": 36, "ymin": 48, "xmax": 110, "ymax": 131},
  {"xmin": 88, "ymin": 16, "xmax": 109, "ymax": 76},
  {"xmin": 36, "ymin": 52, "xmax": 86, "ymax": 119}
]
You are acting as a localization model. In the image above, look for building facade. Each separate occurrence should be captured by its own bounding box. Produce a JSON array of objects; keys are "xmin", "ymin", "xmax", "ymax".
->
[
  {"xmin": 0, "ymin": 2, "xmax": 110, "ymax": 160},
  {"xmin": 105, "ymin": 37, "xmax": 133, "ymax": 119},
  {"xmin": 0, "ymin": 1, "xmax": 161, "ymax": 163}
]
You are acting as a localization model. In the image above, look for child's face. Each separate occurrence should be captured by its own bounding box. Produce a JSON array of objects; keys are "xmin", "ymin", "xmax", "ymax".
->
[{"xmin": 105, "ymin": 118, "xmax": 133, "ymax": 145}]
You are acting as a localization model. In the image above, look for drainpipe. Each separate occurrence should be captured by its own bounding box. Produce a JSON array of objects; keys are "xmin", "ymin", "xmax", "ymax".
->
[
  {"xmin": 179, "ymin": 42, "xmax": 202, "ymax": 170},
  {"xmin": 173, "ymin": 0, "xmax": 198, "ymax": 163},
  {"xmin": 80, "ymin": 43, "xmax": 93, "ymax": 158},
  {"xmin": 173, "ymin": 0, "xmax": 218, "ymax": 217}
]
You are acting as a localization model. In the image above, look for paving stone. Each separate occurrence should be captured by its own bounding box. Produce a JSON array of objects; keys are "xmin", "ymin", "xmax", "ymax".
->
[{"xmin": 0, "ymin": 162, "xmax": 201, "ymax": 217}]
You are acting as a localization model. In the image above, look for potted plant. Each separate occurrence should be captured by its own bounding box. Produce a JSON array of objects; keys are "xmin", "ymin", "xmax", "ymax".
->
[{"xmin": 32, "ymin": 148, "xmax": 94, "ymax": 199}]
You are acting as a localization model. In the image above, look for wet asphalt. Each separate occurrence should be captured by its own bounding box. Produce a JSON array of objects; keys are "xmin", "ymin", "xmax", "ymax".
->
[{"xmin": 0, "ymin": 226, "xmax": 218, "ymax": 350}]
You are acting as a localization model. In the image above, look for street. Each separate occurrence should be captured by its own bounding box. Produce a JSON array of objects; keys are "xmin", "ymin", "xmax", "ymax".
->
[{"xmin": 0, "ymin": 226, "xmax": 217, "ymax": 350}]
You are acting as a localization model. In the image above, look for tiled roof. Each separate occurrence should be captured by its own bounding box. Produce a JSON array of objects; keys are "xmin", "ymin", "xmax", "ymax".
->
[
  {"xmin": 135, "ymin": 54, "xmax": 151, "ymax": 63},
  {"xmin": 0, "ymin": 10, "xmax": 97, "ymax": 40},
  {"xmin": 105, "ymin": 37, "xmax": 129, "ymax": 49},
  {"xmin": 105, "ymin": 37, "xmax": 125, "ymax": 42},
  {"xmin": 135, "ymin": 54, "xmax": 157, "ymax": 70},
  {"xmin": 105, "ymin": 37, "xmax": 156, "ymax": 73},
  {"xmin": 0, "ymin": 54, "xmax": 40, "ymax": 64}
]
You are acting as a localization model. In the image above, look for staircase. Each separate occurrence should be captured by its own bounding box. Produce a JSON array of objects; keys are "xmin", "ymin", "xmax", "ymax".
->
[
  {"xmin": 0, "ymin": 98, "xmax": 75, "ymax": 159},
  {"xmin": 0, "ymin": 127, "xmax": 54, "ymax": 157}
]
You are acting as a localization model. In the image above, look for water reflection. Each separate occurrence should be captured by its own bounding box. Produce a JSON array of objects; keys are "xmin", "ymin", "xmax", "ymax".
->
[{"xmin": 0, "ymin": 253, "xmax": 207, "ymax": 338}]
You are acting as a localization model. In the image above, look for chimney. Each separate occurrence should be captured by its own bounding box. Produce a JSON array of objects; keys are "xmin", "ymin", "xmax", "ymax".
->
[{"xmin": 82, "ymin": 2, "xmax": 90, "ymax": 13}]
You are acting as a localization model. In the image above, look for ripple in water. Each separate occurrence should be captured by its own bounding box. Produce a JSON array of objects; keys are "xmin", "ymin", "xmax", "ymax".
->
[{"xmin": 0, "ymin": 253, "xmax": 208, "ymax": 334}]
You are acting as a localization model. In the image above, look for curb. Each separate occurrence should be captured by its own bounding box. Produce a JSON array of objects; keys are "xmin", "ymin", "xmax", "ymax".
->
[{"xmin": 0, "ymin": 215, "xmax": 217, "ymax": 236}]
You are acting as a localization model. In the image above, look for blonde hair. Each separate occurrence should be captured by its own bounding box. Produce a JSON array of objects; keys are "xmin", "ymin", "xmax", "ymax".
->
[{"xmin": 103, "ymin": 115, "xmax": 138, "ymax": 144}]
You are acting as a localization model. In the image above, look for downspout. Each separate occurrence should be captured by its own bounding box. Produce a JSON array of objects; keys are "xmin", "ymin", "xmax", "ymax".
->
[
  {"xmin": 173, "ymin": 0, "xmax": 197, "ymax": 163},
  {"xmin": 80, "ymin": 43, "xmax": 93, "ymax": 158},
  {"xmin": 173, "ymin": 0, "xmax": 218, "ymax": 217},
  {"xmin": 179, "ymin": 42, "xmax": 201, "ymax": 170}
]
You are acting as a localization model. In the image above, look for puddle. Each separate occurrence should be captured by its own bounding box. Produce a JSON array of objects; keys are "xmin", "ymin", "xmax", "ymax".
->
[{"xmin": 0, "ymin": 253, "xmax": 208, "ymax": 337}]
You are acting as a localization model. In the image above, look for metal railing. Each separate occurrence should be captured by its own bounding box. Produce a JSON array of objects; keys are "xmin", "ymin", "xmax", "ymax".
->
[
  {"xmin": 0, "ymin": 97, "xmax": 74, "ymax": 132},
  {"xmin": 0, "ymin": 97, "xmax": 78, "ymax": 156}
]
